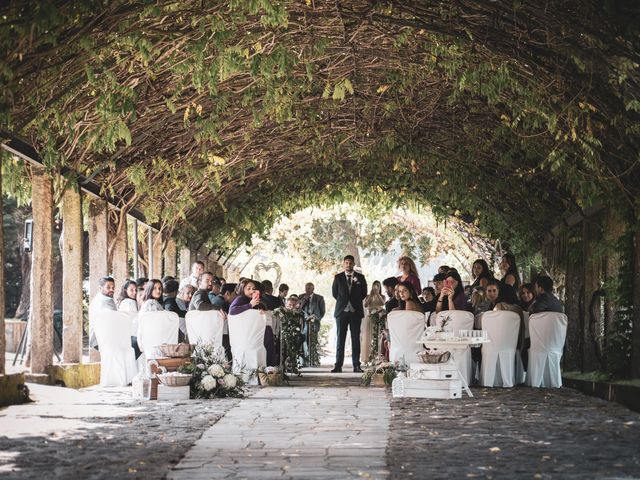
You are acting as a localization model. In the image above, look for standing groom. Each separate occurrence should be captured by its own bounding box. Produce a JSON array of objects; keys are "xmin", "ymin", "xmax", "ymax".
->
[{"xmin": 331, "ymin": 255, "xmax": 368, "ymax": 373}]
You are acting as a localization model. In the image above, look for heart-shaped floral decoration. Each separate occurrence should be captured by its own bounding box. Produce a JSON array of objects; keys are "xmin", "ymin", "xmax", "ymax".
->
[{"xmin": 253, "ymin": 262, "xmax": 282, "ymax": 288}]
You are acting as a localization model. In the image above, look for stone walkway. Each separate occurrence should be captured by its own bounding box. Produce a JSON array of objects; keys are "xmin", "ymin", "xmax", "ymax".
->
[{"xmin": 168, "ymin": 383, "xmax": 390, "ymax": 479}]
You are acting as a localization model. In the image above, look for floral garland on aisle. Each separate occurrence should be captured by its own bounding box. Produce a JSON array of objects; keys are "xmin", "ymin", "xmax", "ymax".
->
[
  {"xmin": 368, "ymin": 308, "xmax": 387, "ymax": 362},
  {"xmin": 273, "ymin": 307, "xmax": 304, "ymax": 375},
  {"xmin": 179, "ymin": 343, "xmax": 245, "ymax": 398}
]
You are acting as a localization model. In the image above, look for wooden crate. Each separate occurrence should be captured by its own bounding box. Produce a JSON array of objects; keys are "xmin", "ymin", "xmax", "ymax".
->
[{"xmin": 401, "ymin": 378, "xmax": 462, "ymax": 399}]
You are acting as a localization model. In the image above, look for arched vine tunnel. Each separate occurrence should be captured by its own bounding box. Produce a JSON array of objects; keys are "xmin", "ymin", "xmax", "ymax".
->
[{"xmin": 1, "ymin": 1, "xmax": 639, "ymax": 378}]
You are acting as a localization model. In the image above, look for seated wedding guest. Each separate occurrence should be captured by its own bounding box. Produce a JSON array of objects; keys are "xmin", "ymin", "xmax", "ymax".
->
[
  {"xmin": 471, "ymin": 259, "xmax": 493, "ymax": 289},
  {"xmin": 382, "ymin": 277, "xmax": 399, "ymax": 312},
  {"xmin": 163, "ymin": 279, "xmax": 186, "ymax": 317},
  {"xmin": 397, "ymin": 256, "xmax": 422, "ymax": 296},
  {"xmin": 395, "ymin": 281, "xmax": 424, "ymax": 313},
  {"xmin": 208, "ymin": 278, "xmax": 226, "ymax": 308},
  {"xmin": 421, "ymin": 287, "xmax": 437, "ymax": 313},
  {"xmin": 475, "ymin": 279, "xmax": 500, "ymax": 314},
  {"xmin": 189, "ymin": 272, "xmax": 218, "ymax": 311},
  {"xmin": 89, "ymin": 276, "xmax": 117, "ymax": 350},
  {"xmin": 221, "ymin": 283, "xmax": 238, "ymax": 313},
  {"xmin": 470, "ymin": 286, "xmax": 485, "ymax": 312},
  {"xmin": 464, "ymin": 285, "xmax": 473, "ymax": 300},
  {"xmin": 432, "ymin": 273, "xmax": 445, "ymax": 298},
  {"xmin": 436, "ymin": 270, "xmax": 467, "ymax": 312},
  {"xmin": 438, "ymin": 265, "xmax": 450, "ymax": 275},
  {"xmin": 179, "ymin": 261, "xmax": 204, "ymax": 289},
  {"xmin": 161, "ymin": 275, "xmax": 175, "ymax": 283},
  {"xmin": 261, "ymin": 280, "xmax": 281, "ymax": 310},
  {"xmin": 286, "ymin": 294, "xmax": 300, "ymax": 310},
  {"xmin": 219, "ymin": 277, "xmax": 226, "ymax": 286},
  {"xmin": 529, "ymin": 275, "xmax": 563, "ymax": 314},
  {"xmin": 135, "ymin": 277, "xmax": 149, "ymax": 308},
  {"xmin": 500, "ymin": 252, "xmax": 521, "ymax": 289},
  {"xmin": 116, "ymin": 280, "xmax": 138, "ymax": 312},
  {"xmin": 176, "ymin": 284, "xmax": 195, "ymax": 311},
  {"xmin": 140, "ymin": 279, "xmax": 164, "ymax": 312},
  {"xmin": 278, "ymin": 283, "xmax": 290, "ymax": 308},
  {"xmin": 518, "ymin": 283, "xmax": 536, "ymax": 311}
]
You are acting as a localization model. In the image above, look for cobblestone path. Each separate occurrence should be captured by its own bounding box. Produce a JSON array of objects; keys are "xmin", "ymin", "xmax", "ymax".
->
[{"xmin": 168, "ymin": 385, "xmax": 390, "ymax": 479}]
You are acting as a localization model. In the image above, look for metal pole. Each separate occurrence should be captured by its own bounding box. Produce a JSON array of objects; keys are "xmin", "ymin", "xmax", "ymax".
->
[
  {"xmin": 148, "ymin": 225, "xmax": 153, "ymax": 278},
  {"xmin": 132, "ymin": 218, "xmax": 139, "ymax": 279}
]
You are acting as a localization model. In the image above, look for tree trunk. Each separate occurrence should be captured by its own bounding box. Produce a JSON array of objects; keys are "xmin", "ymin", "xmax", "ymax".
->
[
  {"xmin": 88, "ymin": 197, "xmax": 108, "ymax": 363},
  {"xmin": 14, "ymin": 242, "xmax": 32, "ymax": 320},
  {"xmin": 152, "ymin": 230, "xmax": 163, "ymax": 279},
  {"xmin": 632, "ymin": 213, "xmax": 640, "ymax": 378},
  {"xmin": 0, "ymin": 166, "xmax": 5, "ymax": 374},
  {"xmin": 109, "ymin": 208, "xmax": 129, "ymax": 288},
  {"xmin": 179, "ymin": 247, "xmax": 192, "ymax": 280},
  {"xmin": 29, "ymin": 168, "xmax": 54, "ymax": 373},
  {"xmin": 61, "ymin": 186, "xmax": 83, "ymax": 363},
  {"xmin": 164, "ymin": 238, "xmax": 177, "ymax": 278}
]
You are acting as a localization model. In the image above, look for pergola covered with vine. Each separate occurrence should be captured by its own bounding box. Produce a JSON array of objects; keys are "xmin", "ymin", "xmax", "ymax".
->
[{"xmin": 0, "ymin": 1, "xmax": 639, "ymax": 378}]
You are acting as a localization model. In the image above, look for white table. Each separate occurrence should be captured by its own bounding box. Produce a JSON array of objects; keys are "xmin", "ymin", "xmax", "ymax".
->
[{"xmin": 416, "ymin": 337, "xmax": 490, "ymax": 397}]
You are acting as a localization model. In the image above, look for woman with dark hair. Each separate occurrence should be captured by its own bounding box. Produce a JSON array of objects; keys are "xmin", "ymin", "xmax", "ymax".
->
[
  {"xmin": 229, "ymin": 278, "xmax": 276, "ymax": 366},
  {"xmin": 117, "ymin": 280, "xmax": 138, "ymax": 312},
  {"xmin": 500, "ymin": 253, "xmax": 521, "ymax": 289},
  {"xmin": 470, "ymin": 259, "xmax": 493, "ymax": 289},
  {"xmin": 518, "ymin": 283, "xmax": 536, "ymax": 311},
  {"xmin": 396, "ymin": 281, "xmax": 424, "ymax": 313},
  {"xmin": 436, "ymin": 270, "xmax": 467, "ymax": 312},
  {"xmin": 397, "ymin": 256, "xmax": 422, "ymax": 297},
  {"xmin": 140, "ymin": 279, "xmax": 164, "ymax": 312}
]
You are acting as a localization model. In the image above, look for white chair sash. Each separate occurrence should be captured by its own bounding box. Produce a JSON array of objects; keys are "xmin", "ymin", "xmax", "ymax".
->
[
  {"xmin": 527, "ymin": 312, "xmax": 568, "ymax": 388},
  {"xmin": 93, "ymin": 311, "xmax": 138, "ymax": 387},
  {"xmin": 185, "ymin": 310, "xmax": 224, "ymax": 347},
  {"xmin": 136, "ymin": 311, "xmax": 180, "ymax": 360},
  {"xmin": 387, "ymin": 310, "xmax": 426, "ymax": 365},
  {"xmin": 433, "ymin": 310, "xmax": 474, "ymax": 385},
  {"xmin": 479, "ymin": 311, "xmax": 520, "ymax": 387},
  {"xmin": 228, "ymin": 310, "xmax": 267, "ymax": 382}
]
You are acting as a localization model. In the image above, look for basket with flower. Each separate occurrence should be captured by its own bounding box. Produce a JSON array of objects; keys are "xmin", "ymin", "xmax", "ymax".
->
[
  {"xmin": 178, "ymin": 342, "xmax": 245, "ymax": 398},
  {"xmin": 256, "ymin": 366, "xmax": 284, "ymax": 386}
]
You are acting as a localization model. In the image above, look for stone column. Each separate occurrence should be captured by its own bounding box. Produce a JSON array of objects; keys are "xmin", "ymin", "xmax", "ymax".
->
[
  {"xmin": 147, "ymin": 226, "xmax": 154, "ymax": 278},
  {"xmin": 179, "ymin": 247, "xmax": 192, "ymax": 280},
  {"xmin": 88, "ymin": 197, "xmax": 108, "ymax": 362},
  {"xmin": 164, "ymin": 238, "xmax": 177, "ymax": 278},
  {"xmin": 110, "ymin": 209, "xmax": 129, "ymax": 288},
  {"xmin": 152, "ymin": 231, "xmax": 163, "ymax": 279},
  {"xmin": 61, "ymin": 186, "xmax": 83, "ymax": 364},
  {"xmin": 29, "ymin": 168, "xmax": 54, "ymax": 373},
  {"xmin": 0, "ymin": 166, "xmax": 4, "ymax": 374}
]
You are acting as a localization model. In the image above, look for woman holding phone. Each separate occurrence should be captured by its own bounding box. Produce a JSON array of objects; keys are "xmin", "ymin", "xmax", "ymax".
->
[{"xmin": 435, "ymin": 270, "xmax": 467, "ymax": 312}]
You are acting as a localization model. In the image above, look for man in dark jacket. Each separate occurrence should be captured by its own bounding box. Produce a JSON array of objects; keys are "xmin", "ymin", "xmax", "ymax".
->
[
  {"xmin": 163, "ymin": 279, "xmax": 187, "ymax": 342},
  {"xmin": 189, "ymin": 272, "xmax": 218, "ymax": 311},
  {"xmin": 530, "ymin": 275, "xmax": 563, "ymax": 314}
]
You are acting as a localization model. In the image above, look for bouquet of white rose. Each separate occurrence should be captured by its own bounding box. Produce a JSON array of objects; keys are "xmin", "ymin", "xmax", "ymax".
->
[{"xmin": 179, "ymin": 342, "xmax": 245, "ymax": 398}]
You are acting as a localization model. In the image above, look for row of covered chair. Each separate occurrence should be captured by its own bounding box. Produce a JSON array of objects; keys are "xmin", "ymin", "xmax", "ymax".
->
[
  {"xmin": 93, "ymin": 309, "xmax": 268, "ymax": 386},
  {"xmin": 386, "ymin": 310, "xmax": 568, "ymax": 389}
]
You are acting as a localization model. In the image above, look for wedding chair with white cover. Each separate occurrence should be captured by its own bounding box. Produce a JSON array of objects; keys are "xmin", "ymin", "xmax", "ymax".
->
[
  {"xmin": 136, "ymin": 311, "xmax": 180, "ymax": 360},
  {"xmin": 185, "ymin": 310, "xmax": 224, "ymax": 347},
  {"xmin": 432, "ymin": 310, "xmax": 475, "ymax": 384},
  {"xmin": 93, "ymin": 311, "xmax": 138, "ymax": 387},
  {"xmin": 228, "ymin": 309, "xmax": 267, "ymax": 383},
  {"xmin": 527, "ymin": 312, "xmax": 568, "ymax": 388},
  {"xmin": 388, "ymin": 310, "xmax": 426, "ymax": 365},
  {"xmin": 479, "ymin": 310, "xmax": 520, "ymax": 387}
]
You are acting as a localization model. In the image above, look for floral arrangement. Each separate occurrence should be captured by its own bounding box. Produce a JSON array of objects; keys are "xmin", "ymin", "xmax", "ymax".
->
[
  {"xmin": 178, "ymin": 343, "xmax": 245, "ymax": 398},
  {"xmin": 255, "ymin": 366, "xmax": 284, "ymax": 386},
  {"xmin": 273, "ymin": 307, "xmax": 304, "ymax": 375},
  {"xmin": 361, "ymin": 360, "xmax": 398, "ymax": 387},
  {"xmin": 368, "ymin": 308, "xmax": 387, "ymax": 362}
]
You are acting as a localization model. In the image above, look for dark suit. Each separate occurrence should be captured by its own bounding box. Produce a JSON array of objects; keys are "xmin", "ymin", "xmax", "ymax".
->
[
  {"xmin": 529, "ymin": 292, "xmax": 563, "ymax": 314},
  {"xmin": 189, "ymin": 289, "xmax": 218, "ymax": 311},
  {"xmin": 332, "ymin": 271, "xmax": 367, "ymax": 369}
]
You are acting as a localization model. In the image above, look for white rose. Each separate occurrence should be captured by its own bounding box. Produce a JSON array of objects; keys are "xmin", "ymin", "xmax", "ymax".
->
[
  {"xmin": 201, "ymin": 375, "xmax": 217, "ymax": 391},
  {"xmin": 223, "ymin": 373, "xmax": 237, "ymax": 388},
  {"xmin": 208, "ymin": 364, "xmax": 225, "ymax": 377}
]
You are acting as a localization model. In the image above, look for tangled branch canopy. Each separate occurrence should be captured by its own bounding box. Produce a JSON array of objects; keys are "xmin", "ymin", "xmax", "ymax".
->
[{"xmin": 1, "ymin": 1, "xmax": 639, "ymax": 254}]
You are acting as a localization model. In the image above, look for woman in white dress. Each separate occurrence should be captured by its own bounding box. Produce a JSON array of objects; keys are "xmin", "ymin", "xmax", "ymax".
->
[
  {"xmin": 116, "ymin": 280, "xmax": 138, "ymax": 312},
  {"xmin": 361, "ymin": 281, "xmax": 385, "ymax": 364},
  {"xmin": 140, "ymin": 279, "xmax": 164, "ymax": 312}
]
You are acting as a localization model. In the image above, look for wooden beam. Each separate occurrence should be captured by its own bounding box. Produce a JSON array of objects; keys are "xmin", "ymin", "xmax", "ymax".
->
[
  {"xmin": 61, "ymin": 185, "xmax": 83, "ymax": 363},
  {"xmin": 29, "ymin": 167, "xmax": 54, "ymax": 373}
]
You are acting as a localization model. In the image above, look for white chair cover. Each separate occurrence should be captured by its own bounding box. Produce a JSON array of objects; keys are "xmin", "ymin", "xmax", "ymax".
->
[
  {"xmin": 527, "ymin": 312, "xmax": 568, "ymax": 388},
  {"xmin": 93, "ymin": 311, "xmax": 138, "ymax": 387},
  {"xmin": 185, "ymin": 310, "xmax": 224, "ymax": 347},
  {"xmin": 228, "ymin": 310, "xmax": 267, "ymax": 382},
  {"xmin": 387, "ymin": 310, "xmax": 426, "ymax": 365},
  {"xmin": 479, "ymin": 311, "xmax": 521, "ymax": 387},
  {"xmin": 433, "ymin": 311, "xmax": 474, "ymax": 385},
  {"xmin": 136, "ymin": 311, "xmax": 180, "ymax": 360}
]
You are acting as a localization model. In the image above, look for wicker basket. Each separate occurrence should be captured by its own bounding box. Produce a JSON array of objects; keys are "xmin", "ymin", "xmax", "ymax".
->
[
  {"xmin": 417, "ymin": 350, "xmax": 451, "ymax": 364},
  {"xmin": 258, "ymin": 372, "xmax": 283, "ymax": 386},
  {"xmin": 157, "ymin": 373, "xmax": 192, "ymax": 387},
  {"xmin": 157, "ymin": 343, "xmax": 194, "ymax": 358}
]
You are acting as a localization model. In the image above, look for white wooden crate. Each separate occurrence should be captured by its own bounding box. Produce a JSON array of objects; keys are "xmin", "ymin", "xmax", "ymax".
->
[
  {"xmin": 401, "ymin": 378, "xmax": 462, "ymax": 399},
  {"xmin": 157, "ymin": 384, "xmax": 190, "ymax": 401}
]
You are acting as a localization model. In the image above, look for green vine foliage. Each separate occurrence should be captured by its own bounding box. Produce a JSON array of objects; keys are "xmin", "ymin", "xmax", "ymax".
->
[{"xmin": 0, "ymin": 1, "xmax": 638, "ymax": 261}]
